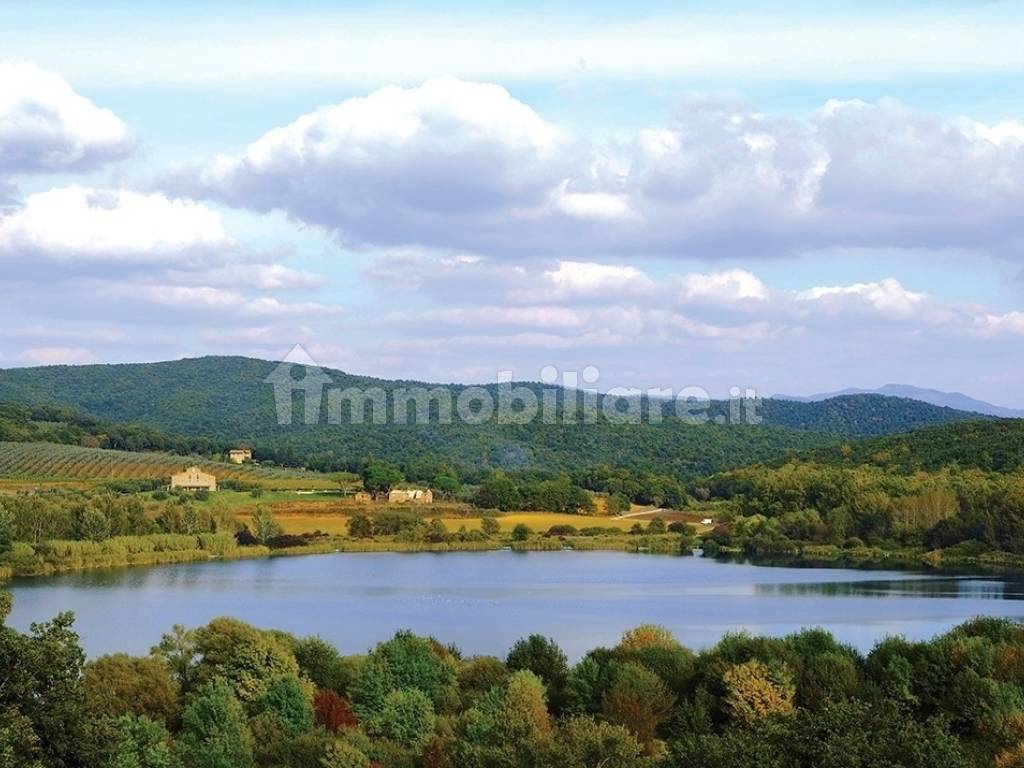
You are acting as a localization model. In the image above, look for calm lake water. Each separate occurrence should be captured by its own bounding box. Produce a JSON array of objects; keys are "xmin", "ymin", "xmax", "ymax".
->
[{"xmin": 7, "ymin": 550, "xmax": 1024, "ymax": 660}]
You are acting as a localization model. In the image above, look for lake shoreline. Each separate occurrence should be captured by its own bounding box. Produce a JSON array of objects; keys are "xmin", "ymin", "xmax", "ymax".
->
[{"xmin": 6, "ymin": 529, "xmax": 1024, "ymax": 583}]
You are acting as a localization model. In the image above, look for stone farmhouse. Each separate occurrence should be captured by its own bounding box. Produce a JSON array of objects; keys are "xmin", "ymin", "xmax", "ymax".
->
[
  {"xmin": 228, "ymin": 448, "xmax": 252, "ymax": 464},
  {"xmin": 387, "ymin": 488, "xmax": 433, "ymax": 504},
  {"xmin": 170, "ymin": 466, "xmax": 217, "ymax": 492}
]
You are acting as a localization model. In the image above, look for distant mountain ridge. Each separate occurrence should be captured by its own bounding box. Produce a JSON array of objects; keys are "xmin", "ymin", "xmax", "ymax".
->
[
  {"xmin": 0, "ymin": 357, "xmax": 996, "ymax": 476},
  {"xmin": 775, "ymin": 384, "xmax": 1024, "ymax": 419}
]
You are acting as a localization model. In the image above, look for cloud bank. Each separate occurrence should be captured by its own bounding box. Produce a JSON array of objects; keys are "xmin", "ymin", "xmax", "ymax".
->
[{"xmin": 183, "ymin": 82, "xmax": 1024, "ymax": 260}]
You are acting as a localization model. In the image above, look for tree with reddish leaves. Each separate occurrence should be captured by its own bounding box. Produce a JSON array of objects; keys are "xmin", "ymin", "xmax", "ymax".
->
[{"xmin": 314, "ymin": 689, "xmax": 358, "ymax": 733}]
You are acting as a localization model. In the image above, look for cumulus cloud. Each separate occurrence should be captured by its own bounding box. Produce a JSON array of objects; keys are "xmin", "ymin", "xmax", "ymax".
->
[
  {"xmin": 526, "ymin": 261, "xmax": 655, "ymax": 301},
  {"xmin": 795, "ymin": 278, "xmax": 925, "ymax": 319},
  {"xmin": 0, "ymin": 62, "xmax": 133, "ymax": 174},
  {"xmin": 186, "ymin": 78, "xmax": 572, "ymax": 250},
  {"xmin": 185, "ymin": 84, "xmax": 1024, "ymax": 259},
  {"xmin": 674, "ymin": 269, "xmax": 769, "ymax": 305},
  {"xmin": 0, "ymin": 186, "xmax": 230, "ymax": 264}
]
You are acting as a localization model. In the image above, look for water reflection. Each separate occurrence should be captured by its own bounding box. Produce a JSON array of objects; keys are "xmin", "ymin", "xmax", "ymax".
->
[{"xmin": 757, "ymin": 577, "xmax": 1024, "ymax": 600}]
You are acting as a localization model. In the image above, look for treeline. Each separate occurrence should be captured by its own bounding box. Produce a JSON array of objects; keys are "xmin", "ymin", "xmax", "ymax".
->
[
  {"xmin": 355, "ymin": 459, "xmax": 692, "ymax": 513},
  {"xmin": 0, "ymin": 402, "xmax": 227, "ymax": 456},
  {"xmin": 4, "ymin": 597, "xmax": 1023, "ymax": 767},
  {"xmin": 0, "ymin": 489, "xmax": 235, "ymax": 545},
  {"xmin": 704, "ymin": 459, "xmax": 1024, "ymax": 557},
  {"xmin": 815, "ymin": 418, "xmax": 1024, "ymax": 473}
]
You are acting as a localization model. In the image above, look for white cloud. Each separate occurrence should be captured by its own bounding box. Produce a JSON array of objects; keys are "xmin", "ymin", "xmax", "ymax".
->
[
  {"xmin": 15, "ymin": 346, "xmax": 100, "ymax": 366},
  {"xmin": 971, "ymin": 311, "xmax": 1024, "ymax": 337},
  {"xmin": 190, "ymin": 78, "xmax": 570, "ymax": 250},
  {"xmin": 386, "ymin": 305, "xmax": 585, "ymax": 330},
  {"xmin": 675, "ymin": 269, "xmax": 769, "ymax": 304},
  {"xmin": 795, "ymin": 278, "xmax": 925, "ymax": 318},
  {"xmin": 98, "ymin": 284, "xmax": 341, "ymax": 318},
  {"xmin": 188, "ymin": 86, "xmax": 1024, "ymax": 259},
  {"xmin": 0, "ymin": 186, "xmax": 230, "ymax": 263},
  {"xmin": 0, "ymin": 62, "xmax": 133, "ymax": 174},
  {"xmin": 533, "ymin": 261, "xmax": 655, "ymax": 300}
]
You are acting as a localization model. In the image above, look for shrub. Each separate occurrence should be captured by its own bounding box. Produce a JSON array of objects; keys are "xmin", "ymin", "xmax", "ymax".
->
[
  {"xmin": 481, "ymin": 517, "xmax": 501, "ymax": 538},
  {"xmin": 511, "ymin": 524, "xmax": 532, "ymax": 541}
]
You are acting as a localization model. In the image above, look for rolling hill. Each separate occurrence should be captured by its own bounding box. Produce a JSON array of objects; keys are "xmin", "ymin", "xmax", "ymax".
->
[
  {"xmin": 0, "ymin": 356, "xmax": 995, "ymax": 477},
  {"xmin": 776, "ymin": 383, "xmax": 1024, "ymax": 418},
  {"xmin": 813, "ymin": 418, "xmax": 1024, "ymax": 473}
]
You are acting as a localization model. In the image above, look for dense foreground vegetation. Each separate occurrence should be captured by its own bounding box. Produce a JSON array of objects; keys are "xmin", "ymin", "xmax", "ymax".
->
[{"xmin": 3, "ymin": 594, "xmax": 1024, "ymax": 767}]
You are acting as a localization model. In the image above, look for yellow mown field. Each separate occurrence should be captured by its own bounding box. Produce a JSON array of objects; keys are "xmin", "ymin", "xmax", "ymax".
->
[{"xmin": 239, "ymin": 510, "xmax": 682, "ymax": 536}]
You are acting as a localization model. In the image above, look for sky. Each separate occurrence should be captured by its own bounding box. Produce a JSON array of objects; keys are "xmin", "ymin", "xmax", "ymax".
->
[{"xmin": 2, "ymin": 1, "xmax": 1024, "ymax": 404}]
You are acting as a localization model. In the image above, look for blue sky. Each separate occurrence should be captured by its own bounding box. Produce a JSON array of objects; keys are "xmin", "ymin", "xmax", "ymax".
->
[{"xmin": 2, "ymin": 1, "xmax": 1024, "ymax": 404}]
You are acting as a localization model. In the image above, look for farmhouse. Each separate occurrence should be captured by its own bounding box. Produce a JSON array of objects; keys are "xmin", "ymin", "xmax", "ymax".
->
[
  {"xmin": 387, "ymin": 488, "xmax": 433, "ymax": 504},
  {"xmin": 227, "ymin": 448, "xmax": 252, "ymax": 464},
  {"xmin": 170, "ymin": 466, "xmax": 217, "ymax": 492}
]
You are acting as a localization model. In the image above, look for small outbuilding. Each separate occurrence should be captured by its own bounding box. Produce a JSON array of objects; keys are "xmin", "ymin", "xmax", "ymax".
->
[
  {"xmin": 228, "ymin": 448, "xmax": 252, "ymax": 464},
  {"xmin": 353, "ymin": 491, "xmax": 373, "ymax": 503},
  {"xmin": 170, "ymin": 466, "xmax": 218, "ymax": 492},
  {"xmin": 387, "ymin": 488, "xmax": 433, "ymax": 504}
]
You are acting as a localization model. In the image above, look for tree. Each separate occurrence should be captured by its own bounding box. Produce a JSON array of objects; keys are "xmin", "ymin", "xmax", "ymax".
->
[
  {"xmin": 461, "ymin": 670, "xmax": 552, "ymax": 765},
  {"xmin": 347, "ymin": 515, "xmax": 373, "ymax": 539},
  {"xmin": 83, "ymin": 654, "xmax": 181, "ymax": 726},
  {"xmin": 511, "ymin": 523, "xmax": 532, "ymax": 541},
  {"xmin": 351, "ymin": 631, "xmax": 458, "ymax": 718},
  {"xmin": 151, "ymin": 624, "xmax": 198, "ymax": 688},
  {"xmin": 193, "ymin": 617, "xmax": 300, "ymax": 702},
  {"xmin": 362, "ymin": 461, "xmax": 403, "ymax": 498},
  {"xmin": 480, "ymin": 517, "xmax": 501, "ymax": 538},
  {"xmin": 473, "ymin": 474, "xmax": 520, "ymax": 511},
  {"xmin": 543, "ymin": 716, "xmax": 645, "ymax": 768},
  {"xmin": 0, "ymin": 504, "xmax": 13, "ymax": 555},
  {"xmin": 252, "ymin": 674, "xmax": 314, "ymax": 734},
  {"xmin": 506, "ymin": 635, "xmax": 569, "ymax": 713},
  {"xmin": 175, "ymin": 681, "xmax": 253, "ymax": 768},
  {"xmin": 457, "ymin": 656, "xmax": 510, "ymax": 708},
  {"xmin": 251, "ymin": 506, "xmax": 282, "ymax": 545},
  {"xmin": 723, "ymin": 659, "xmax": 796, "ymax": 725},
  {"xmin": 314, "ymin": 690, "xmax": 358, "ymax": 733},
  {"xmin": 295, "ymin": 636, "xmax": 348, "ymax": 692},
  {"xmin": 601, "ymin": 662, "xmax": 675, "ymax": 743},
  {"xmin": 320, "ymin": 739, "xmax": 370, "ymax": 768},
  {"xmin": 426, "ymin": 519, "xmax": 448, "ymax": 542},
  {"xmin": 646, "ymin": 516, "xmax": 667, "ymax": 535},
  {"xmin": 368, "ymin": 688, "xmax": 436, "ymax": 748},
  {"xmin": 433, "ymin": 474, "xmax": 462, "ymax": 500},
  {"xmin": 76, "ymin": 506, "xmax": 110, "ymax": 541},
  {"xmin": 96, "ymin": 713, "xmax": 176, "ymax": 768},
  {"xmin": 330, "ymin": 471, "xmax": 360, "ymax": 493},
  {"xmin": 605, "ymin": 494, "xmax": 631, "ymax": 516},
  {"xmin": 618, "ymin": 624, "xmax": 680, "ymax": 654},
  {"xmin": 0, "ymin": 609, "xmax": 87, "ymax": 768}
]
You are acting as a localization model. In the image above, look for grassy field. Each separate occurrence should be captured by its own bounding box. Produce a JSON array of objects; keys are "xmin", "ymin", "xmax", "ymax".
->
[
  {"xmin": 238, "ymin": 509, "xmax": 715, "ymax": 536},
  {"xmin": 0, "ymin": 441, "xmax": 336, "ymax": 490}
]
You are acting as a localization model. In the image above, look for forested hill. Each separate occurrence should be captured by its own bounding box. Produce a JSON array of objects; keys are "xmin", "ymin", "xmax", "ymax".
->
[
  {"xmin": 0, "ymin": 402, "xmax": 224, "ymax": 455},
  {"xmin": 0, "ymin": 356, "xmax": 993, "ymax": 476},
  {"xmin": 814, "ymin": 418, "xmax": 1024, "ymax": 473}
]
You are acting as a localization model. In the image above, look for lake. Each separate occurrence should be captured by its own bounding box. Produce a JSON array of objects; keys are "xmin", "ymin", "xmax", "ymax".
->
[{"xmin": 7, "ymin": 550, "xmax": 1024, "ymax": 660}]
